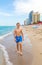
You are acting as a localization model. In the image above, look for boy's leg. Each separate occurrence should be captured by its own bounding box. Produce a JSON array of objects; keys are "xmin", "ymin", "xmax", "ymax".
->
[
  {"xmin": 20, "ymin": 43, "xmax": 22, "ymax": 52},
  {"xmin": 16, "ymin": 43, "xmax": 19, "ymax": 51},
  {"xmin": 16, "ymin": 43, "xmax": 20, "ymax": 54},
  {"xmin": 19, "ymin": 43, "xmax": 22, "ymax": 55}
]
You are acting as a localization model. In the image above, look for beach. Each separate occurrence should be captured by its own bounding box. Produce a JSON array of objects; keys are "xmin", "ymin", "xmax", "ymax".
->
[
  {"xmin": 0, "ymin": 29, "xmax": 32, "ymax": 65},
  {"xmin": 0, "ymin": 24, "xmax": 42, "ymax": 65}
]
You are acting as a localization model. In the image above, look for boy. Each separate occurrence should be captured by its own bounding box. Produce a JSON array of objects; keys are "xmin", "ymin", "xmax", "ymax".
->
[{"xmin": 14, "ymin": 23, "xmax": 24, "ymax": 55}]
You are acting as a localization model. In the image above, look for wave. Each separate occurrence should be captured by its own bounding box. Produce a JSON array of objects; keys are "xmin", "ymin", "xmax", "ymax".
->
[
  {"xmin": 0, "ymin": 32, "xmax": 13, "ymax": 40},
  {"xmin": 0, "ymin": 44, "xmax": 13, "ymax": 65}
]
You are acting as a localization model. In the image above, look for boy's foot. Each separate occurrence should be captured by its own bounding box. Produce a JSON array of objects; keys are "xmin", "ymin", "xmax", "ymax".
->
[
  {"xmin": 20, "ymin": 52, "xmax": 23, "ymax": 56},
  {"xmin": 17, "ymin": 51, "xmax": 20, "ymax": 54}
]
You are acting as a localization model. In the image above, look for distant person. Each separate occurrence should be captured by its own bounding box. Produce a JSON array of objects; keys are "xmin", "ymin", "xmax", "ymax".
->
[{"xmin": 14, "ymin": 22, "xmax": 24, "ymax": 55}]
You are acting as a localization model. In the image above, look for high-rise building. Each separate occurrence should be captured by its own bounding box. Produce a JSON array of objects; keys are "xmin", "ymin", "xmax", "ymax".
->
[
  {"xmin": 24, "ymin": 20, "xmax": 27, "ymax": 25},
  {"xmin": 24, "ymin": 18, "xmax": 29, "ymax": 25},
  {"xmin": 32, "ymin": 12, "xmax": 40, "ymax": 24},
  {"xmin": 24, "ymin": 11, "xmax": 40, "ymax": 25},
  {"xmin": 29, "ymin": 11, "xmax": 33, "ymax": 24}
]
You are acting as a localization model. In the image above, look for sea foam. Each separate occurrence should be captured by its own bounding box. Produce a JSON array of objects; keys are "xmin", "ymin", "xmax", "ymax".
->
[{"xmin": 0, "ymin": 44, "xmax": 13, "ymax": 65}]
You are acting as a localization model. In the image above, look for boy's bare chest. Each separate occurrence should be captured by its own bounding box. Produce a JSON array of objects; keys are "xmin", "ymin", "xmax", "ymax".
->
[{"xmin": 16, "ymin": 29, "xmax": 21, "ymax": 33}]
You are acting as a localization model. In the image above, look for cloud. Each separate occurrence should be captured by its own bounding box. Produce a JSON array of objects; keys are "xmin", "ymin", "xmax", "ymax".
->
[
  {"xmin": 13, "ymin": 0, "xmax": 32, "ymax": 14},
  {"xmin": 31, "ymin": 0, "xmax": 42, "ymax": 13},
  {"xmin": 0, "ymin": 12, "xmax": 13, "ymax": 16},
  {"xmin": 14, "ymin": 2, "xmax": 31, "ymax": 13},
  {"xmin": 13, "ymin": 0, "xmax": 42, "ymax": 14}
]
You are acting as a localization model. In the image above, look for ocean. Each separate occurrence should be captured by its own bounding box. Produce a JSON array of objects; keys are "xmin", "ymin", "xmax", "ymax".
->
[{"xmin": 0, "ymin": 26, "xmax": 16, "ymax": 36}]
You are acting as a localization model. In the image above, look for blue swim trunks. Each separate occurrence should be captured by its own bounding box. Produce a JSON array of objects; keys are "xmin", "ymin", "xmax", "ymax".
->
[{"xmin": 15, "ymin": 36, "xmax": 22, "ymax": 43}]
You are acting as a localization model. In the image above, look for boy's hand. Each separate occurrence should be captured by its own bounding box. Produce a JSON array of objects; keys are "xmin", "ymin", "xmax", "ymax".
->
[
  {"xmin": 23, "ymin": 38, "xmax": 24, "ymax": 41},
  {"xmin": 14, "ymin": 38, "xmax": 16, "ymax": 42}
]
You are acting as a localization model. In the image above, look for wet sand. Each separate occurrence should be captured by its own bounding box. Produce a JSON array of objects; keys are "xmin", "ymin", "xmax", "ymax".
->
[
  {"xmin": 0, "ymin": 29, "xmax": 33, "ymax": 65},
  {"xmin": 0, "ymin": 49, "xmax": 6, "ymax": 65},
  {"xmin": 24, "ymin": 24, "xmax": 42, "ymax": 65}
]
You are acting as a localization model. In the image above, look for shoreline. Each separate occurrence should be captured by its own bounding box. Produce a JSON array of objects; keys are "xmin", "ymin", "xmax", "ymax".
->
[
  {"xmin": 0, "ymin": 44, "xmax": 13, "ymax": 65},
  {"xmin": 0, "ymin": 32, "xmax": 13, "ymax": 40},
  {"xmin": 0, "ymin": 24, "xmax": 41, "ymax": 39}
]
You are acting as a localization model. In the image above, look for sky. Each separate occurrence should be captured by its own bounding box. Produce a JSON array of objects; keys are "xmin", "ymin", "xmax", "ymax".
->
[{"xmin": 0, "ymin": 0, "xmax": 42, "ymax": 26}]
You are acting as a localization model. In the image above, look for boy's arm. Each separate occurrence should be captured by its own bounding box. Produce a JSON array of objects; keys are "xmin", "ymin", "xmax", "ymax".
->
[
  {"xmin": 13, "ymin": 30, "xmax": 16, "ymax": 41},
  {"xmin": 14, "ymin": 30, "xmax": 16, "ymax": 38},
  {"xmin": 21, "ymin": 29, "xmax": 24, "ymax": 40}
]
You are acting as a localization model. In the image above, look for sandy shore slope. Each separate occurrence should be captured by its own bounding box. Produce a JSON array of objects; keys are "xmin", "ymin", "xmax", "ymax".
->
[{"xmin": 24, "ymin": 24, "xmax": 42, "ymax": 65}]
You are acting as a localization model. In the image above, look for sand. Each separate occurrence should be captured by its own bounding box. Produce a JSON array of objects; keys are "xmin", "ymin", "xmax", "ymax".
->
[{"xmin": 24, "ymin": 24, "xmax": 42, "ymax": 65}]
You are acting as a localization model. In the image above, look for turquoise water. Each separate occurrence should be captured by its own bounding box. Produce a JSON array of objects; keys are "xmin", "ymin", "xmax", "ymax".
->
[
  {"xmin": 0, "ymin": 26, "xmax": 16, "ymax": 36},
  {"xmin": 32, "ymin": 25, "xmax": 39, "ymax": 28}
]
